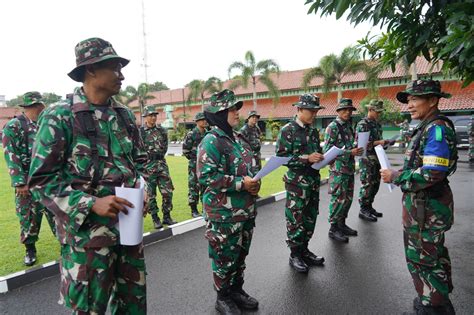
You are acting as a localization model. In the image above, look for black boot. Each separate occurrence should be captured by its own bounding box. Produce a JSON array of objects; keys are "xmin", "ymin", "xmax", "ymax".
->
[
  {"xmin": 162, "ymin": 214, "xmax": 177, "ymax": 225},
  {"xmin": 328, "ymin": 224, "xmax": 349, "ymax": 243},
  {"xmin": 302, "ymin": 249, "xmax": 325, "ymax": 266},
  {"xmin": 289, "ymin": 248, "xmax": 309, "ymax": 273},
  {"xmin": 190, "ymin": 204, "xmax": 200, "ymax": 218},
  {"xmin": 414, "ymin": 297, "xmax": 455, "ymax": 315},
  {"xmin": 151, "ymin": 214, "xmax": 163, "ymax": 229},
  {"xmin": 24, "ymin": 243, "xmax": 37, "ymax": 266},
  {"xmin": 230, "ymin": 283, "xmax": 259, "ymax": 310},
  {"xmin": 216, "ymin": 289, "xmax": 241, "ymax": 315},
  {"xmin": 338, "ymin": 219, "xmax": 358, "ymax": 236},
  {"xmin": 359, "ymin": 207, "xmax": 377, "ymax": 222},
  {"xmin": 370, "ymin": 205, "xmax": 383, "ymax": 218}
]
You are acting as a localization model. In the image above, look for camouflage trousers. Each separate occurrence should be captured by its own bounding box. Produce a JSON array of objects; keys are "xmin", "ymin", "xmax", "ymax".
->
[
  {"xmin": 358, "ymin": 157, "xmax": 381, "ymax": 207},
  {"xmin": 59, "ymin": 243, "xmax": 147, "ymax": 314},
  {"xmin": 284, "ymin": 178, "xmax": 320, "ymax": 250},
  {"xmin": 205, "ymin": 219, "xmax": 255, "ymax": 291},
  {"xmin": 148, "ymin": 160, "xmax": 174, "ymax": 216},
  {"xmin": 187, "ymin": 163, "xmax": 202, "ymax": 205},
  {"xmin": 254, "ymin": 152, "xmax": 262, "ymax": 173},
  {"xmin": 15, "ymin": 193, "xmax": 56, "ymax": 244},
  {"xmin": 328, "ymin": 172, "xmax": 354, "ymax": 225}
]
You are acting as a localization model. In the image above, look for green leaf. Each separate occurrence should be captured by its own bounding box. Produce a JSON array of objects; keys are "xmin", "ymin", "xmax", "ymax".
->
[{"xmin": 335, "ymin": 0, "xmax": 350, "ymax": 19}]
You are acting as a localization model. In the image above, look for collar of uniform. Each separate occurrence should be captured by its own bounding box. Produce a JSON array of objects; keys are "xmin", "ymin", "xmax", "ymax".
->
[
  {"xmin": 212, "ymin": 126, "xmax": 237, "ymax": 140},
  {"xmin": 336, "ymin": 116, "xmax": 348, "ymax": 125},
  {"xmin": 144, "ymin": 124, "xmax": 155, "ymax": 130},
  {"xmin": 72, "ymin": 87, "xmax": 119, "ymax": 122},
  {"xmin": 295, "ymin": 117, "xmax": 306, "ymax": 128}
]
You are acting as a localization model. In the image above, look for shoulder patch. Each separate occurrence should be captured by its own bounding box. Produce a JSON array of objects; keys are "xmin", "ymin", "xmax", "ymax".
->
[{"xmin": 422, "ymin": 125, "xmax": 449, "ymax": 172}]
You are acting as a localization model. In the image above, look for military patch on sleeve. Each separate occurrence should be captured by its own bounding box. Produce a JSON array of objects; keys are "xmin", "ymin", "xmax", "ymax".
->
[{"xmin": 422, "ymin": 125, "xmax": 450, "ymax": 172}]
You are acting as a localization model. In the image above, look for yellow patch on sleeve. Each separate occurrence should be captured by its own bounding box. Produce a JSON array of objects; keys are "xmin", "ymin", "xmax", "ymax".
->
[{"xmin": 423, "ymin": 155, "xmax": 449, "ymax": 167}]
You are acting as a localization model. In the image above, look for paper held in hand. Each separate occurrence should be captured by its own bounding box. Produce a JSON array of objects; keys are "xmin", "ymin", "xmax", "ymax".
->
[
  {"xmin": 357, "ymin": 131, "xmax": 370, "ymax": 158},
  {"xmin": 115, "ymin": 177, "xmax": 145, "ymax": 245},
  {"xmin": 374, "ymin": 145, "xmax": 396, "ymax": 192},
  {"xmin": 253, "ymin": 156, "xmax": 290, "ymax": 180},
  {"xmin": 311, "ymin": 146, "xmax": 344, "ymax": 170}
]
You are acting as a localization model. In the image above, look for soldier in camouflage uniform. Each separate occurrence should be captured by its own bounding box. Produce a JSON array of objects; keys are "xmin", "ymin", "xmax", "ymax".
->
[
  {"xmin": 275, "ymin": 94, "xmax": 326, "ymax": 274},
  {"xmin": 399, "ymin": 119, "xmax": 410, "ymax": 148},
  {"xmin": 28, "ymin": 38, "xmax": 148, "ymax": 314},
  {"xmin": 469, "ymin": 114, "xmax": 474, "ymax": 164},
  {"xmin": 182, "ymin": 112, "xmax": 208, "ymax": 218},
  {"xmin": 356, "ymin": 99, "xmax": 393, "ymax": 221},
  {"xmin": 2, "ymin": 92, "xmax": 56, "ymax": 266},
  {"xmin": 381, "ymin": 80, "xmax": 457, "ymax": 315},
  {"xmin": 140, "ymin": 105, "xmax": 176, "ymax": 228},
  {"xmin": 324, "ymin": 98, "xmax": 363, "ymax": 243},
  {"xmin": 197, "ymin": 89, "xmax": 260, "ymax": 315},
  {"xmin": 240, "ymin": 110, "xmax": 262, "ymax": 172}
]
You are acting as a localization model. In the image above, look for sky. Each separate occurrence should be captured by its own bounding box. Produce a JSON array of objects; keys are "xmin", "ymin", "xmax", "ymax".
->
[{"xmin": 0, "ymin": 0, "xmax": 379, "ymax": 100}]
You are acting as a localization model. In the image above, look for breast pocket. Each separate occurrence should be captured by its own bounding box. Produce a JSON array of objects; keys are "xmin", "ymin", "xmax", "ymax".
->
[{"xmin": 71, "ymin": 135, "xmax": 109, "ymax": 178}]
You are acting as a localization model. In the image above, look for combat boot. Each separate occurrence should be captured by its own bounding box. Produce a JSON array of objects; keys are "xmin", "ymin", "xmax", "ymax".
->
[
  {"xmin": 338, "ymin": 219, "xmax": 358, "ymax": 236},
  {"xmin": 370, "ymin": 205, "xmax": 383, "ymax": 217},
  {"xmin": 24, "ymin": 243, "xmax": 37, "ymax": 266},
  {"xmin": 302, "ymin": 249, "xmax": 325, "ymax": 266},
  {"xmin": 162, "ymin": 214, "xmax": 177, "ymax": 226},
  {"xmin": 359, "ymin": 207, "xmax": 377, "ymax": 222},
  {"xmin": 190, "ymin": 203, "xmax": 200, "ymax": 218},
  {"xmin": 328, "ymin": 224, "xmax": 349, "ymax": 243},
  {"xmin": 216, "ymin": 289, "xmax": 241, "ymax": 315},
  {"xmin": 289, "ymin": 248, "xmax": 309, "ymax": 273},
  {"xmin": 151, "ymin": 214, "xmax": 163, "ymax": 229},
  {"xmin": 229, "ymin": 283, "xmax": 259, "ymax": 310},
  {"xmin": 414, "ymin": 297, "xmax": 455, "ymax": 315}
]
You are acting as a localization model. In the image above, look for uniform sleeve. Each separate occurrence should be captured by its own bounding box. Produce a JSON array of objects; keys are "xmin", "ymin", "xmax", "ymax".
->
[
  {"xmin": 28, "ymin": 109, "xmax": 96, "ymax": 233},
  {"xmin": 275, "ymin": 126, "xmax": 309, "ymax": 168},
  {"xmin": 197, "ymin": 136, "xmax": 243, "ymax": 192},
  {"xmin": 393, "ymin": 124, "xmax": 451, "ymax": 192},
  {"xmin": 2, "ymin": 121, "xmax": 28, "ymax": 187},
  {"xmin": 156, "ymin": 128, "xmax": 168, "ymax": 158},
  {"xmin": 182, "ymin": 131, "xmax": 194, "ymax": 160}
]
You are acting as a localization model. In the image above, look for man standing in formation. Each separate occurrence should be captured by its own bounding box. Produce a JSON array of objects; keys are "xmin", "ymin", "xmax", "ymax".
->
[
  {"xmin": 399, "ymin": 119, "xmax": 410, "ymax": 148},
  {"xmin": 2, "ymin": 92, "xmax": 56, "ymax": 266},
  {"xmin": 276, "ymin": 94, "xmax": 325, "ymax": 273},
  {"xmin": 141, "ymin": 105, "xmax": 176, "ymax": 229},
  {"xmin": 324, "ymin": 98, "xmax": 363, "ymax": 243},
  {"xmin": 28, "ymin": 38, "xmax": 148, "ymax": 314},
  {"xmin": 240, "ymin": 110, "xmax": 262, "ymax": 172},
  {"xmin": 381, "ymin": 80, "xmax": 457, "ymax": 315},
  {"xmin": 182, "ymin": 112, "xmax": 208, "ymax": 218},
  {"xmin": 356, "ymin": 99, "xmax": 393, "ymax": 221}
]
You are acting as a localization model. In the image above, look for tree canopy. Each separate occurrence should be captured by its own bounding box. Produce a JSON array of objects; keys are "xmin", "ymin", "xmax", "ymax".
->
[
  {"xmin": 305, "ymin": 0, "xmax": 473, "ymax": 87},
  {"xmin": 186, "ymin": 77, "xmax": 223, "ymax": 111}
]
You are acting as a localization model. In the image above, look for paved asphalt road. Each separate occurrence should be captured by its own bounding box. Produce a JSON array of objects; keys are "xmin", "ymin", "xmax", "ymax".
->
[{"xmin": 1, "ymin": 154, "xmax": 473, "ymax": 315}]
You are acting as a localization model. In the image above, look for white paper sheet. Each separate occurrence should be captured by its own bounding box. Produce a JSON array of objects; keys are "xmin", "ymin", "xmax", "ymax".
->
[
  {"xmin": 253, "ymin": 156, "xmax": 291, "ymax": 180},
  {"xmin": 311, "ymin": 146, "xmax": 344, "ymax": 170},
  {"xmin": 374, "ymin": 145, "xmax": 396, "ymax": 192},
  {"xmin": 115, "ymin": 178, "xmax": 145, "ymax": 245},
  {"xmin": 357, "ymin": 131, "xmax": 370, "ymax": 157}
]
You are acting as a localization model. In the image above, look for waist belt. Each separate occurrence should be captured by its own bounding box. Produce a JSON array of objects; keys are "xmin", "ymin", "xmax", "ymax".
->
[{"xmin": 290, "ymin": 167, "xmax": 319, "ymax": 177}]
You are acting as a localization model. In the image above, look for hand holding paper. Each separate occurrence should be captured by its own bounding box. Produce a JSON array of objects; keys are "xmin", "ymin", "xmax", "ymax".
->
[
  {"xmin": 374, "ymin": 145, "xmax": 396, "ymax": 192},
  {"xmin": 115, "ymin": 178, "xmax": 145, "ymax": 246},
  {"xmin": 357, "ymin": 131, "xmax": 370, "ymax": 157},
  {"xmin": 311, "ymin": 146, "xmax": 344, "ymax": 170}
]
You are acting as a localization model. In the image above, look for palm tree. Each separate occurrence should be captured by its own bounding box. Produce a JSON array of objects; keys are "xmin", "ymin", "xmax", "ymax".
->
[
  {"xmin": 228, "ymin": 51, "xmax": 280, "ymax": 111},
  {"xmin": 119, "ymin": 83, "xmax": 155, "ymax": 125},
  {"xmin": 186, "ymin": 77, "xmax": 223, "ymax": 111},
  {"xmin": 302, "ymin": 46, "xmax": 365, "ymax": 101}
]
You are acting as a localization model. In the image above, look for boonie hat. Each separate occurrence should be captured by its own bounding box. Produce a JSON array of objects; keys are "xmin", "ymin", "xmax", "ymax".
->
[
  {"xmin": 293, "ymin": 94, "xmax": 324, "ymax": 110},
  {"xmin": 336, "ymin": 98, "xmax": 356, "ymax": 111},
  {"xmin": 142, "ymin": 105, "xmax": 158, "ymax": 117},
  {"xmin": 367, "ymin": 99, "xmax": 384, "ymax": 112},
  {"xmin": 396, "ymin": 80, "xmax": 451, "ymax": 104},
  {"xmin": 205, "ymin": 89, "xmax": 243, "ymax": 114},
  {"xmin": 20, "ymin": 91, "xmax": 44, "ymax": 107},
  {"xmin": 194, "ymin": 112, "xmax": 206, "ymax": 121}
]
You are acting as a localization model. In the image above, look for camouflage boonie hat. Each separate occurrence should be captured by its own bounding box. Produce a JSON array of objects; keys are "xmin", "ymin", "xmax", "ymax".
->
[
  {"xmin": 396, "ymin": 79, "xmax": 451, "ymax": 104},
  {"xmin": 293, "ymin": 94, "xmax": 325, "ymax": 110},
  {"xmin": 204, "ymin": 89, "xmax": 243, "ymax": 114},
  {"xmin": 68, "ymin": 37, "xmax": 130, "ymax": 82},
  {"xmin": 367, "ymin": 99, "xmax": 384, "ymax": 112},
  {"xmin": 247, "ymin": 110, "xmax": 261, "ymax": 119},
  {"xmin": 20, "ymin": 91, "xmax": 44, "ymax": 107},
  {"xmin": 194, "ymin": 112, "xmax": 206, "ymax": 121},
  {"xmin": 336, "ymin": 98, "xmax": 356, "ymax": 111},
  {"xmin": 142, "ymin": 105, "xmax": 158, "ymax": 117}
]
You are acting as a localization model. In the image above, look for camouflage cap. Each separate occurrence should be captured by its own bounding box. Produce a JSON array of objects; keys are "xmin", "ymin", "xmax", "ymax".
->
[
  {"xmin": 20, "ymin": 91, "xmax": 44, "ymax": 107},
  {"xmin": 367, "ymin": 99, "xmax": 384, "ymax": 112},
  {"xmin": 142, "ymin": 105, "xmax": 158, "ymax": 117},
  {"xmin": 194, "ymin": 112, "xmax": 206, "ymax": 121},
  {"xmin": 396, "ymin": 79, "xmax": 451, "ymax": 104},
  {"xmin": 247, "ymin": 110, "xmax": 261, "ymax": 119},
  {"xmin": 293, "ymin": 94, "xmax": 325, "ymax": 110},
  {"xmin": 68, "ymin": 37, "xmax": 130, "ymax": 82},
  {"xmin": 336, "ymin": 98, "xmax": 356, "ymax": 111},
  {"xmin": 204, "ymin": 89, "xmax": 243, "ymax": 114}
]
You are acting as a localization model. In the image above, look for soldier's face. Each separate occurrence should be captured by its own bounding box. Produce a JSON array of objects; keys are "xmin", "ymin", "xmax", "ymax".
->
[
  {"xmin": 298, "ymin": 108, "xmax": 318, "ymax": 124},
  {"xmin": 89, "ymin": 60, "xmax": 124, "ymax": 96},
  {"xmin": 248, "ymin": 116, "xmax": 258, "ymax": 126},
  {"xmin": 407, "ymin": 95, "xmax": 439, "ymax": 120},
  {"xmin": 227, "ymin": 107, "xmax": 240, "ymax": 127},
  {"xmin": 197, "ymin": 119, "xmax": 208, "ymax": 129},
  {"xmin": 337, "ymin": 108, "xmax": 352, "ymax": 121},
  {"xmin": 145, "ymin": 114, "xmax": 157, "ymax": 126}
]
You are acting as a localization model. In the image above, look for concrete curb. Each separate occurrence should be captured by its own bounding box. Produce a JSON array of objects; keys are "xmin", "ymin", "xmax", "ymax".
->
[{"xmin": 0, "ymin": 191, "xmax": 287, "ymax": 294}]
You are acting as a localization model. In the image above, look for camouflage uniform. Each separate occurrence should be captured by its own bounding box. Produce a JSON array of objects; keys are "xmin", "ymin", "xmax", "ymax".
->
[
  {"xmin": 2, "ymin": 92, "xmax": 56, "ymax": 253},
  {"xmin": 324, "ymin": 100, "xmax": 357, "ymax": 226},
  {"xmin": 400, "ymin": 120, "xmax": 410, "ymax": 148},
  {"xmin": 28, "ymin": 38, "xmax": 147, "ymax": 314},
  {"xmin": 197, "ymin": 89, "xmax": 258, "ymax": 305},
  {"xmin": 469, "ymin": 114, "xmax": 474, "ymax": 164},
  {"xmin": 141, "ymin": 107, "xmax": 174, "ymax": 221},
  {"xmin": 393, "ymin": 80, "xmax": 457, "ymax": 311},
  {"xmin": 240, "ymin": 111, "xmax": 262, "ymax": 172},
  {"xmin": 182, "ymin": 112, "xmax": 206, "ymax": 209}
]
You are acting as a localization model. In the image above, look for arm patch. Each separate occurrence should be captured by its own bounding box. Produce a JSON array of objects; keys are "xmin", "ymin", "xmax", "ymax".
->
[{"xmin": 422, "ymin": 125, "xmax": 450, "ymax": 171}]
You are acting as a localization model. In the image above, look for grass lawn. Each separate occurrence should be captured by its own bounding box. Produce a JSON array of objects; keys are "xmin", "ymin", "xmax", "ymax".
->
[{"xmin": 0, "ymin": 151, "xmax": 328, "ymax": 276}]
